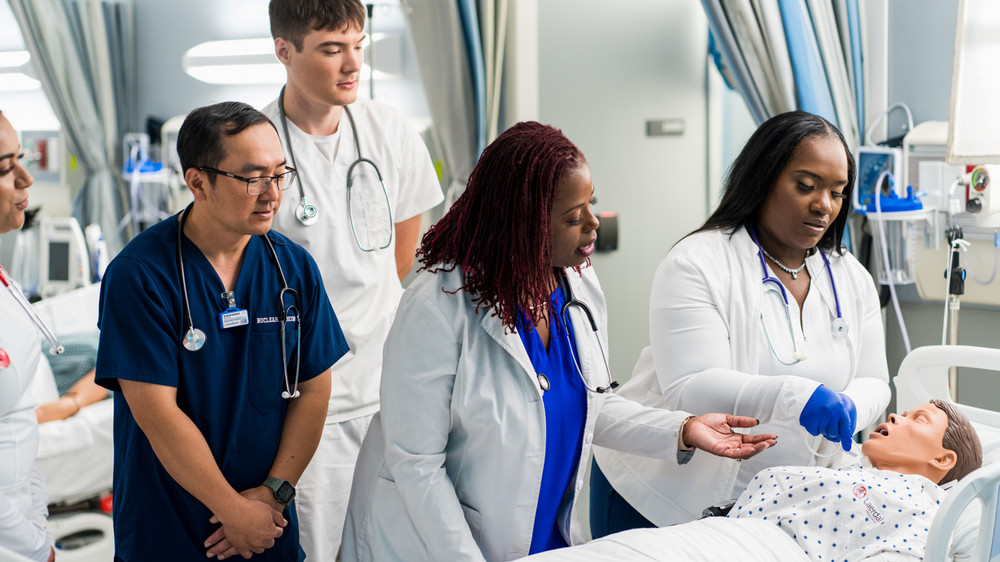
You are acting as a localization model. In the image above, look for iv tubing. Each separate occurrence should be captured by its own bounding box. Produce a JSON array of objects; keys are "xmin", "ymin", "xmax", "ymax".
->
[
  {"xmin": 941, "ymin": 240, "xmax": 955, "ymax": 346},
  {"xmin": 960, "ymin": 234, "xmax": 1000, "ymax": 285},
  {"xmin": 873, "ymin": 171, "xmax": 912, "ymax": 354}
]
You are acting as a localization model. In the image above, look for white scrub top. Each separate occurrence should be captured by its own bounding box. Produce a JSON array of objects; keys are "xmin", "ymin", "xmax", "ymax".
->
[
  {"xmin": 0, "ymin": 280, "xmax": 53, "ymax": 561},
  {"xmin": 594, "ymin": 227, "xmax": 890, "ymax": 526},
  {"xmin": 262, "ymin": 97, "xmax": 443, "ymax": 422}
]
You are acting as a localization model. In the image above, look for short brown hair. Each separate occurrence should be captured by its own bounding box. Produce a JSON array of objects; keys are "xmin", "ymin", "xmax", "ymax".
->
[
  {"xmin": 930, "ymin": 399, "xmax": 983, "ymax": 484},
  {"xmin": 269, "ymin": 0, "xmax": 366, "ymax": 51}
]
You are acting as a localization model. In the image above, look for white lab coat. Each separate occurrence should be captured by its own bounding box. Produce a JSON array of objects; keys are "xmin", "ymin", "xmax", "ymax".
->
[
  {"xmin": 342, "ymin": 266, "xmax": 692, "ymax": 562},
  {"xmin": 0, "ymin": 285, "xmax": 53, "ymax": 561},
  {"xmin": 594, "ymin": 228, "xmax": 890, "ymax": 526}
]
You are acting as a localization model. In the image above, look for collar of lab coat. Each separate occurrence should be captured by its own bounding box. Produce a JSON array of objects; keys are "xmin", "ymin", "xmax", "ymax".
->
[{"xmin": 478, "ymin": 267, "xmax": 603, "ymax": 397}]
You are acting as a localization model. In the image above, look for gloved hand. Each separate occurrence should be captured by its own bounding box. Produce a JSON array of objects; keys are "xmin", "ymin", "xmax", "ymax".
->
[{"xmin": 798, "ymin": 384, "xmax": 858, "ymax": 451}]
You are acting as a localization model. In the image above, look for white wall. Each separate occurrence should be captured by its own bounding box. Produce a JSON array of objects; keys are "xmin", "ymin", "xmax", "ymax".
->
[{"xmin": 538, "ymin": 0, "xmax": 711, "ymax": 383}]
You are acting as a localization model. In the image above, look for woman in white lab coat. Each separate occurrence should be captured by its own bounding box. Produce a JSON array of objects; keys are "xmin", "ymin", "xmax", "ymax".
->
[
  {"xmin": 342, "ymin": 121, "xmax": 776, "ymax": 562},
  {"xmin": 591, "ymin": 111, "xmax": 891, "ymax": 535},
  {"xmin": 0, "ymin": 110, "xmax": 55, "ymax": 562}
]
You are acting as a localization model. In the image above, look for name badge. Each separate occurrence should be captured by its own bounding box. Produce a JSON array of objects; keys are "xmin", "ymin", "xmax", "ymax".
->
[{"xmin": 218, "ymin": 307, "xmax": 249, "ymax": 329}]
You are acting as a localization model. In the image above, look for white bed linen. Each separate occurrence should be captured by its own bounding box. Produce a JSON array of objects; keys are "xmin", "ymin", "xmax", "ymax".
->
[{"xmin": 519, "ymin": 518, "xmax": 809, "ymax": 562}]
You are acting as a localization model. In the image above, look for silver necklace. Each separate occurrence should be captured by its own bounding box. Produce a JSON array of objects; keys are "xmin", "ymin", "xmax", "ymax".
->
[{"xmin": 761, "ymin": 247, "xmax": 806, "ymax": 279}]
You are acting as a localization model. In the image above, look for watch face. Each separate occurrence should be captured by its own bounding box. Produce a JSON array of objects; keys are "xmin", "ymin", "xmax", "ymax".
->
[{"xmin": 275, "ymin": 481, "xmax": 295, "ymax": 504}]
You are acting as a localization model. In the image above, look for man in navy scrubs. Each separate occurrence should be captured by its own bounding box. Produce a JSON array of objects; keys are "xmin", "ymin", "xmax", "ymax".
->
[{"xmin": 95, "ymin": 101, "xmax": 348, "ymax": 561}]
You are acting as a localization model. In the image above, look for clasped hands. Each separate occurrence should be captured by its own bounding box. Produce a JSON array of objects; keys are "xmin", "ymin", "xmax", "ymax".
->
[{"xmin": 204, "ymin": 486, "xmax": 286, "ymax": 560}]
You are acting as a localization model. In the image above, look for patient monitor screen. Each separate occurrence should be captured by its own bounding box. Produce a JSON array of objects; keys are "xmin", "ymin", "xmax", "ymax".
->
[
  {"xmin": 856, "ymin": 150, "xmax": 896, "ymax": 207},
  {"xmin": 48, "ymin": 241, "xmax": 70, "ymax": 282}
]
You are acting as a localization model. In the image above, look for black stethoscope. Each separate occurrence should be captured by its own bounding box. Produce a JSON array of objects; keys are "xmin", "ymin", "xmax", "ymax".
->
[
  {"xmin": 550, "ymin": 269, "xmax": 619, "ymax": 394},
  {"xmin": 176, "ymin": 205, "xmax": 303, "ymax": 399},
  {"xmin": 277, "ymin": 87, "xmax": 394, "ymax": 252},
  {"xmin": 749, "ymin": 228, "xmax": 847, "ymax": 366}
]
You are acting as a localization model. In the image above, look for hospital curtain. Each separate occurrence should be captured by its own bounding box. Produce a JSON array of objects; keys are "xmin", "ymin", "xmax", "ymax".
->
[
  {"xmin": 702, "ymin": 0, "xmax": 863, "ymax": 149},
  {"xmin": 403, "ymin": 0, "xmax": 507, "ymax": 206},
  {"xmin": 9, "ymin": 0, "xmax": 136, "ymax": 255}
]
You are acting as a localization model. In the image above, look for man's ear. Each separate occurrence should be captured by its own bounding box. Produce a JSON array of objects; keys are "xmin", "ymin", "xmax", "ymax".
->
[
  {"xmin": 931, "ymin": 449, "xmax": 958, "ymax": 477},
  {"xmin": 185, "ymin": 168, "xmax": 208, "ymax": 201},
  {"xmin": 274, "ymin": 37, "xmax": 292, "ymax": 65}
]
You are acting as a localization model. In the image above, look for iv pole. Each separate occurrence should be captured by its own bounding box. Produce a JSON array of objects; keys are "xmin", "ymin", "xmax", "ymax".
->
[{"xmin": 944, "ymin": 226, "xmax": 965, "ymax": 401}]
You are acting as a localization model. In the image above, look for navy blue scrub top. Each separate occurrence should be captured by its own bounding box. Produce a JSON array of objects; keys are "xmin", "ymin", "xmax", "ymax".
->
[
  {"xmin": 517, "ymin": 288, "xmax": 587, "ymax": 554},
  {"xmin": 95, "ymin": 215, "xmax": 349, "ymax": 561}
]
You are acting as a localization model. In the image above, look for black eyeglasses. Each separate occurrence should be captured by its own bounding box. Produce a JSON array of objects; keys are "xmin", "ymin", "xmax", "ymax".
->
[{"xmin": 198, "ymin": 166, "xmax": 297, "ymax": 196}]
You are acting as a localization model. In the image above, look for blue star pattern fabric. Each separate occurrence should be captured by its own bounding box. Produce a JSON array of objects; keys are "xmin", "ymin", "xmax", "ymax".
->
[{"xmin": 730, "ymin": 465, "xmax": 946, "ymax": 561}]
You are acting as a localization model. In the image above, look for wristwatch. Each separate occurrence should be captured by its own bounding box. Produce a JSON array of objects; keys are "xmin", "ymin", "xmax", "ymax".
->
[{"xmin": 262, "ymin": 477, "xmax": 296, "ymax": 506}]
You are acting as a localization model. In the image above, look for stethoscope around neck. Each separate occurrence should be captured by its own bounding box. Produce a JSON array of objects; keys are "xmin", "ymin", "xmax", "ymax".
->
[
  {"xmin": 749, "ymin": 227, "xmax": 848, "ymax": 366},
  {"xmin": 551, "ymin": 269, "xmax": 619, "ymax": 394},
  {"xmin": 277, "ymin": 87, "xmax": 393, "ymax": 251},
  {"xmin": 176, "ymin": 205, "xmax": 302, "ymax": 399}
]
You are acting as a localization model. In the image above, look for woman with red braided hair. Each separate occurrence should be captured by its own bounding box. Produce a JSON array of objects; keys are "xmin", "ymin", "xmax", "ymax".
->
[{"xmin": 342, "ymin": 121, "xmax": 776, "ymax": 561}]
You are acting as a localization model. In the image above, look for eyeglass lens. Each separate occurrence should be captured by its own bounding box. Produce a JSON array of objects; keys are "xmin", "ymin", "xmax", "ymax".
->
[{"xmin": 248, "ymin": 169, "xmax": 296, "ymax": 195}]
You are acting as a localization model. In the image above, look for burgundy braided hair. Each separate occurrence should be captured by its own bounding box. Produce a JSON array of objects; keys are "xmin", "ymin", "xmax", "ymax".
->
[{"xmin": 418, "ymin": 121, "xmax": 586, "ymax": 332}]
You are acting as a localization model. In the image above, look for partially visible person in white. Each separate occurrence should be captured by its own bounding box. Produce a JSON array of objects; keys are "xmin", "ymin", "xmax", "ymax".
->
[
  {"xmin": 0, "ymin": 109, "xmax": 55, "ymax": 562},
  {"xmin": 592, "ymin": 111, "xmax": 891, "ymax": 534},
  {"xmin": 262, "ymin": 1, "xmax": 443, "ymax": 558}
]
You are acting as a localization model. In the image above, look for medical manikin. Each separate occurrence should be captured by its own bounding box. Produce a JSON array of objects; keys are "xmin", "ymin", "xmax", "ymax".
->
[{"xmin": 526, "ymin": 400, "xmax": 984, "ymax": 562}]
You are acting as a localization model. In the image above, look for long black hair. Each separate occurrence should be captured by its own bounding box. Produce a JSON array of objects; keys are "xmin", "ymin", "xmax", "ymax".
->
[{"xmin": 696, "ymin": 110, "xmax": 855, "ymax": 254}]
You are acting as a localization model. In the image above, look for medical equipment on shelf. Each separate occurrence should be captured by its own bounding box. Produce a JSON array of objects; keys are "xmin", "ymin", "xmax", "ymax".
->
[
  {"xmin": 557, "ymin": 270, "xmax": 618, "ymax": 394},
  {"xmin": 176, "ymin": 206, "xmax": 303, "ymax": 399},
  {"xmin": 83, "ymin": 223, "xmax": 109, "ymax": 282},
  {"xmin": 956, "ymin": 165, "xmax": 1000, "ymax": 227},
  {"xmin": 35, "ymin": 216, "xmax": 91, "ymax": 299},
  {"xmin": 120, "ymin": 132, "xmax": 169, "ymax": 235},
  {"xmin": 854, "ymin": 146, "xmax": 902, "ymax": 213},
  {"xmin": 277, "ymin": 87, "xmax": 394, "ymax": 251},
  {"xmin": 0, "ymin": 265, "xmax": 63, "ymax": 355},
  {"xmin": 748, "ymin": 229, "xmax": 846, "ymax": 367}
]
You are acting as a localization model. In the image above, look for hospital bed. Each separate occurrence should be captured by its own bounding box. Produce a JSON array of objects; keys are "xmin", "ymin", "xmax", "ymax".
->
[
  {"xmin": 522, "ymin": 344, "xmax": 1000, "ymax": 562},
  {"xmin": 895, "ymin": 345, "xmax": 1000, "ymax": 562}
]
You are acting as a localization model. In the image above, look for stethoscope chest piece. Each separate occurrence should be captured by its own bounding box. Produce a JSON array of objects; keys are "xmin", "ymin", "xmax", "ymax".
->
[
  {"xmin": 831, "ymin": 317, "xmax": 849, "ymax": 340},
  {"xmin": 537, "ymin": 373, "xmax": 550, "ymax": 392},
  {"xmin": 295, "ymin": 200, "xmax": 319, "ymax": 226},
  {"xmin": 183, "ymin": 327, "xmax": 206, "ymax": 352}
]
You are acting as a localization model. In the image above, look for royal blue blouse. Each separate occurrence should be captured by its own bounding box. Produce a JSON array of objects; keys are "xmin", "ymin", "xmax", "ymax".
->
[{"xmin": 517, "ymin": 288, "xmax": 587, "ymax": 554}]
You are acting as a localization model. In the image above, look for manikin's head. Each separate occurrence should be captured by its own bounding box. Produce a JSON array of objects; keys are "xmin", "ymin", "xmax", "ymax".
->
[{"xmin": 862, "ymin": 400, "xmax": 983, "ymax": 485}]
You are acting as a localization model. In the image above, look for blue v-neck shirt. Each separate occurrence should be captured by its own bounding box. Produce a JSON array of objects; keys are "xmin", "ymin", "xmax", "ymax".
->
[{"xmin": 517, "ymin": 288, "xmax": 587, "ymax": 554}]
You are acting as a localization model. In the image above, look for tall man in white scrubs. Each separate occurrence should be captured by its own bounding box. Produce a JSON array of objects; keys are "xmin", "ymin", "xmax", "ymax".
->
[{"xmin": 263, "ymin": 0, "xmax": 443, "ymax": 558}]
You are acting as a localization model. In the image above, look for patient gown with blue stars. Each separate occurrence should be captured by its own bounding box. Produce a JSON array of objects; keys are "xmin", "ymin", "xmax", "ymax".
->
[{"xmin": 730, "ymin": 464, "xmax": 947, "ymax": 561}]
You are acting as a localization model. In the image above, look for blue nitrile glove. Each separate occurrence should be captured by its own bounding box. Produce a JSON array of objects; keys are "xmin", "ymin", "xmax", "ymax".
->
[{"xmin": 798, "ymin": 384, "xmax": 858, "ymax": 451}]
